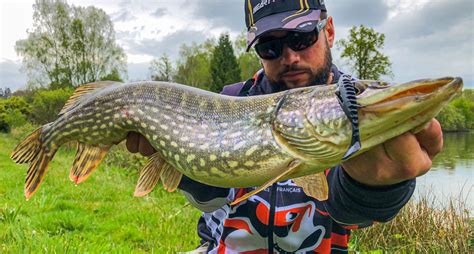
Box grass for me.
[0,130,202,253]
[1,127,473,252]
[350,188,473,253]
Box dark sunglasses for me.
[254,19,327,60]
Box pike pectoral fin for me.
[69,143,110,184]
[230,160,302,206]
[292,172,328,201]
[134,153,182,196]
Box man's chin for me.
[282,77,310,89]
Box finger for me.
[415,119,443,159]
[126,132,139,153]
[138,134,156,156]
[384,132,432,179]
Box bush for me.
[0,96,31,133]
[29,88,73,124]
[437,103,466,131]
[437,89,474,131]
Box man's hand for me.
[341,119,443,186]
[126,132,156,156]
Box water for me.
[415,132,474,213]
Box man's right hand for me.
[126,132,156,156]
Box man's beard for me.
[275,44,333,89]
[310,48,333,86]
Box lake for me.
[415,132,474,213]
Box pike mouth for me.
[359,77,463,113]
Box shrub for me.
[0,96,31,133]
[29,88,73,124]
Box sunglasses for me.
[254,19,328,60]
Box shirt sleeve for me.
[178,175,233,212]
[323,165,416,227]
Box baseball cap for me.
[245,0,327,51]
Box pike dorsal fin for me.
[134,152,182,197]
[230,160,303,206]
[69,143,110,184]
[292,172,328,201]
[59,81,120,116]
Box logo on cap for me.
[297,21,316,29]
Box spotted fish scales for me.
[11,77,463,203]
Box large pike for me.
[11,76,463,203]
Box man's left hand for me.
[341,119,443,186]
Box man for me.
[126,1,443,253]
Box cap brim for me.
[247,9,322,51]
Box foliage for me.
[99,68,123,82]
[209,33,241,93]
[29,88,73,124]
[15,0,126,89]
[174,40,215,90]
[437,89,474,131]
[0,97,31,132]
[336,25,393,79]
[234,31,261,80]
[150,54,175,82]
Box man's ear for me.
[325,16,335,48]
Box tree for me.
[174,40,215,90]
[336,25,392,80]
[99,68,123,82]
[234,31,261,80]
[209,33,241,93]
[15,0,126,89]
[4,88,12,98]
[150,54,175,82]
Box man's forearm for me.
[179,175,232,212]
[324,165,416,226]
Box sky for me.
[0,0,473,91]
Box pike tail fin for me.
[11,126,57,200]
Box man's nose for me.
[280,46,300,65]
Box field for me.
[0,132,202,253]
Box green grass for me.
[0,132,202,253]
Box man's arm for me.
[324,119,442,225]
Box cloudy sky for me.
[1,0,473,91]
